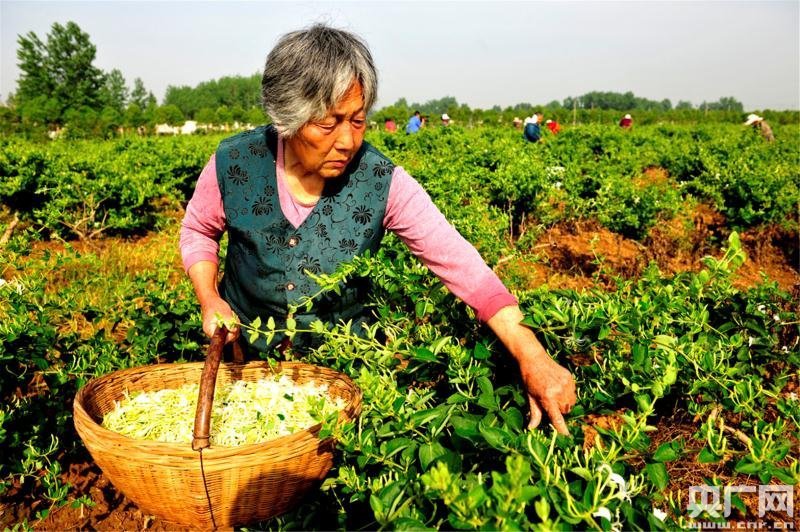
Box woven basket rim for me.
[74,360,361,458]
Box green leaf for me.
[478,418,509,450]
[267,315,275,330]
[418,441,447,470]
[369,493,384,516]
[769,466,794,484]
[734,458,762,476]
[697,446,720,464]
[382,437,413,459]
[730,493,747,515]
[473,342,491,360]
[451,415,480,440]
[393,518,433,531]
[652,441,682,462]
[412,347,437,362]
[653,335,677,350]
[534,497,550,521]
[635,393,652,412]
[499,407,524,432]
[645,462,669,490]
[251,315,261,329]
[570,466,593,481]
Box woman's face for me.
[287,82,367,180]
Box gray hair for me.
[261,24,378,138]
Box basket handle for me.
[192,326,227,451]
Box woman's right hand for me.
[200,296,240,344]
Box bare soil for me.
[498,204,799,297]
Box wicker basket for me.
[73,358,362,528]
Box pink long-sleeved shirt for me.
[180,140,517,322]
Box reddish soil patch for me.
[540,220,646,279]
[735,225,800,294]
[500,205,799,296]
[1,459,174,531]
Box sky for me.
[1,1,798,111]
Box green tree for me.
[155,104,184,126]
[231,104,246,123]
[15,21,105,127]
[215,105,233,125]
[130,78,150,109]
[246,107,265,125]
[196,107,216,125]
[123,103,145,129]
[99,106,123,137]
[702,96,744,112]
[101,69,128,113]
[63,106,99,138]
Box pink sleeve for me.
[179,154,226,272]
[384,166,517,322]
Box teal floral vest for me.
[215,125,394,351]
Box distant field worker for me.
[523,112,542,142]
[441,113,451,126]
[384,118,397,133]
[405,111,422,134]
[744,113,774,142]
[179,24,576,434]
[512,116,522,129]
[619,114,633,128]
[545,119,560,134]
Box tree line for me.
[1,21,795,139]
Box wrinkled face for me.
[287,82,367,180]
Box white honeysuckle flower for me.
[787,392,798,402]
[593,507,612,521]
[608,472,629,499]
[757,304,765,312]
[748,336,756,346]
[774,314,781,322]
[653,507,668,521]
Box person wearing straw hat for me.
[619,113,633,129]
[441,113,451,126]
[180,24,576,435]
[744,113,774,142]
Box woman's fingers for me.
[528,394,571,435]
[541,397,570,435]
[527,395,543,429]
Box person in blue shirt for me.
[405,111,422,134]
[523,112,542,142]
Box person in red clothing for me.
[619,113,633,128]
[545,119,560,134]
[384,118,397,133]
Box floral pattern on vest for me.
[215,125,393,351]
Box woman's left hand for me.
[487,306,577,435]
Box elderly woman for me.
[180,24,576,434]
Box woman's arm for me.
[385,167,576,434]
[180,154,238,342]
